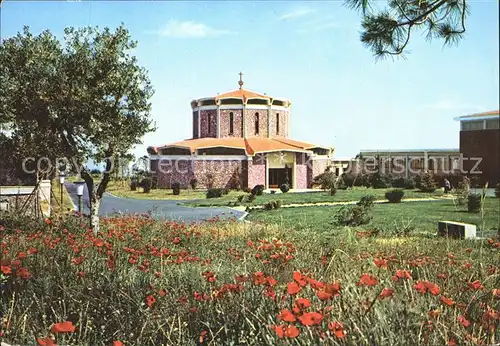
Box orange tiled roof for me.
[154,137,329,156]
[459,110,499,118]
[215,88,270,102]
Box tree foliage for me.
[346,0,469,58]
[0,24,155,231]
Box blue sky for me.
[1,1,498,159]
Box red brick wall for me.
[460,129,499,185]
[268,110,288,137]
[219,109,243,137]
[200,110,216,138]
[245,109,269,138]
[295,153,308,189]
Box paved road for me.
[65,182,245,222]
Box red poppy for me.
[252,272,267,285]
[145,295,156,308]
[316,290,333,301]
[266,276,277,286]
[307,278,326,290]
[113,341,124,346]
[440,296,455,306]
[199,330,207,343]
[458,315,470,328]
[93,239,104,247]
[328,321,346,338]
[277,309,296,322]
[373,258,388,269]
[392,269,412,282]
[37,337,57,346]
[16,267,31,279]
[379,288,394,299]
[271,325,300,339]
[467,280,484,290]
[293,271,307,287]
[158,289,167,297]
[287,282,302,295]
[1,265,11,275]
[358,273,378,287]
[448,338,457,346]
[298,312,323,326]
[50,321,76,333]
[295,297,312,310]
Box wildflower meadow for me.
[0,214,498,345]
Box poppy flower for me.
[145,295,156,308]
[307,278,326,290]
[295,298,312,310]
[293,271,307,287]
[458,315,470,328]
[298,312,323,326]
[266,276,277,286]
[113,341,124,346]
[287,282,302,295]
[158,289,167,297]
[271,325,300,339]
[316,290,333,301]
[440,296,455,306]
[358,273,378,287]
[448,338,457,346]
[277,309,296,322]
[1,265,11,275]
[467,280,484,290]
[379,288,394,299]
[392,269,412,282]
[199,330,208,343]
[328,321,346,338]
[37,337,57,346]
[50,321,76,333]
[373,258,388,269]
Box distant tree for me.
[347,0,468,58]
[0,25,155,234]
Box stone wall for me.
[219,109,243,138]
[156,159,245,189]
[192,111,199,138]
[248,155,266,188]
[268,110,288,137]
[245,109,269,138]
[295,153,308,189]
[199,110,217,138]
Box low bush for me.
[333,194,375,226]
[495,183,500,198]
[467,193,482,213]
[246,193,256,203]
[368,173,392,189]
[151,176,158,190]
[329,186,337,196]
[385,189,404,203]
[206,188,225,199]
[416,172,437,192]
[140,177,152,193]
[341,173,355,187]
[313,170,336,191]
[190,178,198,190]
[391,177,406,188]
[130,179,137,191]
[263,200,282,210]
[236,195,245,203]
[335,178,347,190]
[251,185,265,196]
[280,184,290,193]
[454,176,470,205]
[172,182,181,196]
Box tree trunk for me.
[90,197,101,235]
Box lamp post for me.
[58,172,65,208]
[75,182,85,214]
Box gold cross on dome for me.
[238,72,244,89]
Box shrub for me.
[172,182,181,195]
[368,172,391,189]
[140,177,152,193]
[236,195,245,203]
[130,179,137,191]
[467,193,481,213]
[342,173,355,187]
[280,184,290,193]
[313,170,336,191]
[228,169,242,190]
[336,178,347,190]
[417,172,437,192]
[391,177,406,188]
[385,189,404,203]
[454,176,470,205]
[190,178,198,190]
[263,200,282,210]
[243,187,251,193]
[334,194,375,226]
[495,183,500,198]
[203,173,215,189]
[206,188,225,199]
[251,185,265,196]
[404,178,416,189]
[151,176,158,190]
[270,190,276,194]
[246,193,256,203]
[354,174,370,187]
[329,186,337,196]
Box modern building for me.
[456,110,499,186]
[355,149,461,178]
[148,74,333,189]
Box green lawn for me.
[105,181,243,201]
[184,187,445,207]
[247,198,500,235]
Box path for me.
[65,182,245,222]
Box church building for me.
[147,74,333,190]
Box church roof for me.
[150,137,330,156]
[215,88,271,102]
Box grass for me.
[184,187,445,207]
[247,198,500,235]
[1,214,499,345]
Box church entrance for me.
[268,165,292,188]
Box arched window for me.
[276,113,280,135]
[254,113,260,135]
[229,112,234,135]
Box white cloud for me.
[279,7,316,20]
[158,20,231,38]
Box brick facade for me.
[245,109,269,138]
[460,129,500,185]
[295,153,308,189]
[247,155,266,188]
[193,111,199,139]
[268,110,289,137]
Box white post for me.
[242,104,247,137]
[265,154,269,189]
[268,103,272,138]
